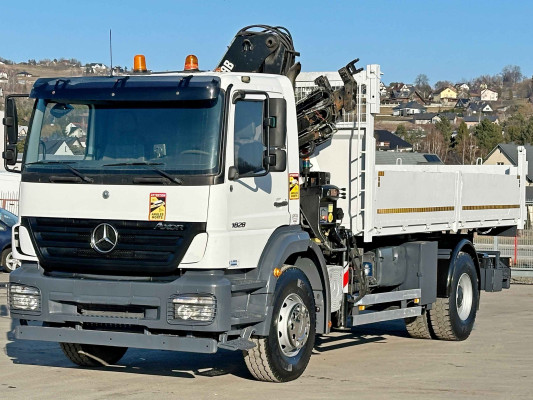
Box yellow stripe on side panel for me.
[462,204,520,211]
[377,206,454,214]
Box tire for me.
[404,309,433,339]
[430,252,479,341]
[60,343,128,367]
[243,267,316,382]
[2,248,20,273]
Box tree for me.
[504,113,527,144]
[474,119,502,156]
[395,124,407,138]
[434,80,453,91]
[421,125,447,161]
[455,121,470,164]
[501,65,523,86]
[434,117,453,162]
[414,74,431,99]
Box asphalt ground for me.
[0,272,532,400]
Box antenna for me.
[109,29,113,76]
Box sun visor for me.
[30,75,221,102]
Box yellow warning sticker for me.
[289,173,299,200]
[149,193,167,221]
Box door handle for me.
[274,200,288,207]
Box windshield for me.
[24,94,224,177]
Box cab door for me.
[226,92,290,268]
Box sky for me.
[1,0,532,86]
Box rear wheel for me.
[60,343,128,367]
[404,309,433,339]
[430,253,479,341]
[243,267,316,382]
[2,248,20,273]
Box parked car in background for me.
[0,208,20,272]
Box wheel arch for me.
[438,238,480,297]
[254,226,331,335]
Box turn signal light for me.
[273,267,282,278]
[184,54,199,71]
[133,54,147,73]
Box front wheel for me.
[60,343,128,367]
[430,253,479,341]
[243,267,316,382]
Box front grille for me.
[79,304,147,319]
[23,217,206,275]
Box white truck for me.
[3,26,523,382]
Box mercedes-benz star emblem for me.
[91,223,119,254]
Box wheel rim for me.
[277,293,310,357]
[456,272,473,320]
[5,252,20,272]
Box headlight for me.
[170,295,216,322]
[9,284,41,312]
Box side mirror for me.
[3,96,19,145]
[3,145,18,166]
[3,94,31,172]
[268,98,286,148]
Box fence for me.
[474,230,533,272]
[0,191,19,215]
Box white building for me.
[481,88,498,102]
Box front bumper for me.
[9,263,240,352]
[15,324,218,353]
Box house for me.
[86,63,108,74]
[387,83,426,103]
[484,143,533,173]
[374,130,413,152]
[16,71,33,77]
[463,115,499,128]
[413,113,440,124]
[466,101,493,115]
[392,101,427,116]
[469,92,481,101]
[112,66,126,74]
[375,152,443,165]
[484,143,533,212]
[42,137,83,156]
[379,81,388,97]
[455,98,470,109]
[432,86,458,104]
[455,83,470,92]
[65,123,86,138]
[17,126,28,138]
[439,113,458,124]
[455,83,470,98]
[481,88,498,102]
[0,71,7,80]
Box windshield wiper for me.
[103,162,183,185]
[26,161,94,183]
